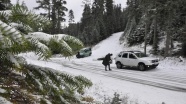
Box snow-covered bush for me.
[103,92,140,104]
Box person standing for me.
[102,53,113,71]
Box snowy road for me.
[52,59,186,93]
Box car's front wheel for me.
[116,62,123,69]
[138,63,146,71]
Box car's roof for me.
[80,47,91,50]
[120,51,142,53]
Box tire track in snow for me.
[79,61,186,83]
[52,60,186,92]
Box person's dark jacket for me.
[102,53,112,66]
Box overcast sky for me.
[10,0,127,24]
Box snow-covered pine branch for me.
[29,32,84,56]
[0,20,23,43]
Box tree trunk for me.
[48,3,51,20]
[153,0,158,55]
[144,8,148,55]
[144,0,150,55]
[165,30,171,57]
[164,10,172,57]
[51,0,56,34]
[57,7,60,33]
[144,22,147,54]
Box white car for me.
[114,51,159,71]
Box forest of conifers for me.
[64,0,186,57]
[1,0,186,56]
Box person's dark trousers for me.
[105,66,107,71]
[108,64,111,71]
[105,64,111,71]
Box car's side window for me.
[129,53,136,59]
[84,49,88,53]
[122,53,128,58]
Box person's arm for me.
[109,56,112,61]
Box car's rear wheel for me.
[138,63,146,71]
[116,62,122,69]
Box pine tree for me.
[80,3,93,45]
[105,0,114,35]
[82,0,92,6]
[140,0,151,54]
[123,0,142,45]
[164,0,177,57]
[113,4,123,32]
[81,4,92,31]
[68,9,75,23]
[152,0,159,55]
[35,0,67,34]
[34,0,52,20]
[92,0,104,20]
[0,0,12,10]
[91,0,106,40]
[56,0,68,33]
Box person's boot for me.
[109,69,112,71]
[108,65,111,71]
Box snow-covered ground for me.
[21,32,186,104]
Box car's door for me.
[128,53,138,66]
[84,49,89,57]
[120,52,128,65]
